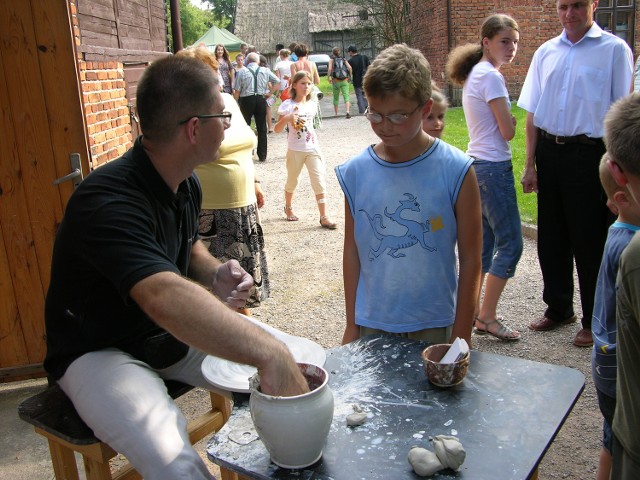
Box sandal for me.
[319,216,337,229]
[284,206,298,222]
[473,317,521,341]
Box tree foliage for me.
[202,0,237,31]
[166,0,228,50]
[331,0,412,47]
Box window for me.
[595,0,635,48]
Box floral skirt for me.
[198,204,270,307]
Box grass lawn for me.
[442,105,537,224]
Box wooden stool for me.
[18,380,241,480]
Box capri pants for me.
[285,148,327,195]
[473,159,523,279]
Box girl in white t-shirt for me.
[446,14,522,341]
[274,71,336,229]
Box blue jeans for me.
[473,159,523,279]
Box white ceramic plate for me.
[201,316,326,393]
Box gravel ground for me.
[186,110,600,479]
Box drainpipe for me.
[169,0,183,52]
[446,0,453,102]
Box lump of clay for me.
[431,435,466,471]
[346,404,367,427]
[407,447,445,477]
[346,412,367,426]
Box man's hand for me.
[521,165,538,194]
[211,260,253,308]
[257,346,310,397]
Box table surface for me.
[206,335,585,479]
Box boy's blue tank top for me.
[335,139,473,332]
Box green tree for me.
[166,0,221,50]
[202,0,237,31]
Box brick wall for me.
[68,0,133,169]
[78,61,132,169]
[412,0,637,104]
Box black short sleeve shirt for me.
[44,138,202,379]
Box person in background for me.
[347,45,370,114]
[634,56,640,92]
[290,43,320,86]
[274,48,293,96]
[233,52,279,162]
[177,46,271,318]
[240,43,249,65]
[590,152,640,480]
[328,47,353,118]
[602,92,640,479]
[518,0,633,347]
[446,14,522,341]
[259,54,276,133]
[43,54,309,480]
[423,83,448,138]
[335,44,482,346]
[214,44,235,95]
[235,53,245,71]
[274,71,337,230]
[288,42,298,62]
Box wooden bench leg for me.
[82,455,113,480]
[48,438,80,480]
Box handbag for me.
[280,86,290,101]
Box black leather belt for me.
[540,130,601,145]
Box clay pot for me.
[249,363,334,469]
[422,344,470,387]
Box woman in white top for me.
[274,49,293,93]
[446,14,522,341]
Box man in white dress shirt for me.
[517,0,633,347]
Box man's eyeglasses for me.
[177,112,232,126]
[364,104,424,125]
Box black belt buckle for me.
[554,135,565,145]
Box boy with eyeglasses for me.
[335,43,482,345]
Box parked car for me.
[309,54,331,77]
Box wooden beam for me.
[78,44,170,62]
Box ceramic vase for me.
[249,363,334,469]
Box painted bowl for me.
[421,344,470,387]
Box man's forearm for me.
[524,112,538,169]
[187,240,221,286]
[130,271,285,370]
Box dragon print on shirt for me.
[360,193,440,260]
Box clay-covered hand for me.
[258,348,310,397]
[211,259,253,308]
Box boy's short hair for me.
[363,43,431,105]
[599,153,624,199]
[604,93,640,176]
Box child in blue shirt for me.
[335,44,482,345]
[592,152,640,480]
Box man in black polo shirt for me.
[44,56,308,479]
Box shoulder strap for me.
[248,65,260,94]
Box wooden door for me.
[0,0,90,382]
